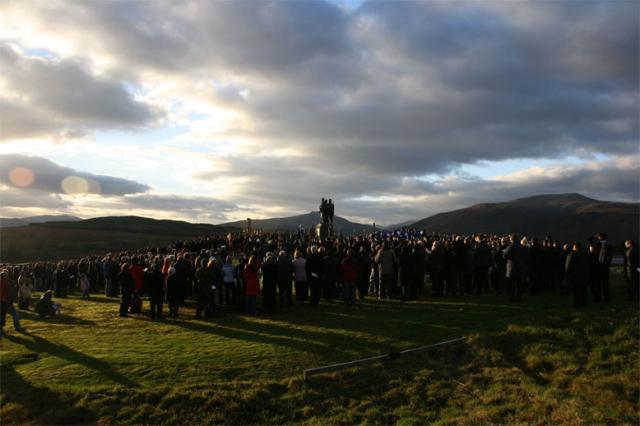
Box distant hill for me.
[0,216,233,263]
[0,215,81,228]
[222,211,374,234]
[410,193,639,244]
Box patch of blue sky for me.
[93,126,188,147]
[329,0,365,12]
[458,156,588,179]
[23,47,58,60]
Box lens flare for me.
[8,167,35,187]
[61,176,90,194]
[61,176,102,194]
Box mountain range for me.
[0,215,81,228]
[409,193,638,244]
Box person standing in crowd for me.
[18,271,34,309]
[145,258,164,320]
[566,242,590,307]
[129,257,145,296]
[79,273,90,300]
[118,263,134,317]
[528,238,543,295]
[276,250,294,307]
[306,246,323,306]
[340,249,359,306]
[504,234,527,303]
[1,270,13,336]
[375,242,397,300]
[292,250,307,302]
[595,232,612,303]
[222,256,237,307]
[357,246,371,301]
[195,258,214,319]
[411,242,426,297]
[369,244,380,296]
[322,247,339,302]
[261,252,278,313]
[399,245,413,300]
[429,240,446,297]
[624,240,639,302]
[53,262,69,298]
[166,267,180,318]
[588,242,601,303]
[474,235,491,295]
[103,255,119,297]
[243,255,260,315]
[558,243,571,295]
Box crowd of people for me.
[1,229,638,336]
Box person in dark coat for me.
[624,240,639,302]
[53,263,69,298]
[587,242,601,303]
[145,258,164,320]
[399,245,413,300]
[261,253,278,313]
[566,242,590,307]
[322,249,339,302]
[528,238,543,295]
[276,251,294,307]
[209,259,224,311]
[34,289,60,318]
[504,234,527,302]
[195,259,214,319]
[165,267,180,318]
[118,263,134,317]
[473,236,491,295]
[357,246,371,301]
[411,243,426,296]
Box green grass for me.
[1,275,638,425]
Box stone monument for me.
[316,197,334,239]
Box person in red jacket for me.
[243,255,261,314]
[129,257,145,294]
[341,249,359,306]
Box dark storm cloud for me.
[6,1,637,172]
[0,44,160,141]
[0,155,150,195]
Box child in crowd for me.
[79,273,91,299]
[35,290,61,318]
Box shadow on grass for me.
[169,318,336,357]
[0,365,96,425]
[16,309,96,326]
[6,334,137,387]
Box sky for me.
[0,0,638,226]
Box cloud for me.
[0,154,150,195]
[0,44,161,141]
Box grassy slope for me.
[0,217,235,263]
[1,276,638,425]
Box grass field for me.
[1,275,638,425]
